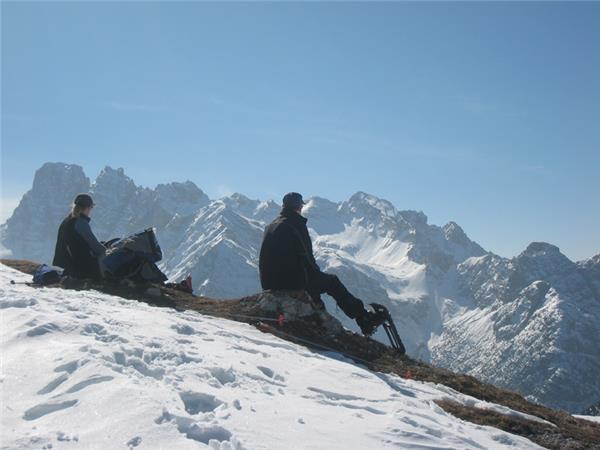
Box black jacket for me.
[53,214,105,279]
[259,208,320,290]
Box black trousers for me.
[307,272,365,319]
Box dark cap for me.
[282,192,305,209]
[73,193,94,208]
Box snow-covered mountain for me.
[0,263,549,450]
[2,162,599,414]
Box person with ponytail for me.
[53,193,106,279]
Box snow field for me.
[1,264,543,449]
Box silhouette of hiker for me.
[53,193,106,279]
[259,192,382,335]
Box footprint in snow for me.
[37,373,70,395]
[26,322,61,337]
[57,432,78,442]
[54,359,83,374]
[0,298,37,309]
[80,322,128,344]
[23,400,78,421]
[306,386,364,401]
[179,391,224,415]
[155,410,235,445]
[171,323,203,336]
[112,351,165,380]
[257,366,285,382]
[126,436,142,448]
[64,375,114,393]
[208,367,236,386]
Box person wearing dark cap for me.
[259,192,383,335]
[53,193,106,279]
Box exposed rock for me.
[254,290,344,335]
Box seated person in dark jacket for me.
[53,193,106,279]
[259,192,382,335]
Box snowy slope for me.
[0,263,545,450]
[1,162,599,414]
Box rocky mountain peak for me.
[397,210,428,228]
[345,191,398,218]
[304,196,338,210]
[31,162,89,194]
[225,192,255,207]
[153,182,209,220]
[521,242,562,258]
[92,166,136,193]
[443,221,469,245]
[0,163,90,261]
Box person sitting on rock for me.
[259,192,383,335]
[53,193,106,279]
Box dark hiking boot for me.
[356,308,388,336]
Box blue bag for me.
[33,264,63,285]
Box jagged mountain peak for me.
[32,162,88,191]
[154,181,210,218]
[302,197,345,235]
[92,165,136,191]
[99,165,126,176]
[443,221,469,244]
[520,242,562,258]
[228,192,252,201]
[0,162,91,261]
[218,193,280,223]
[398,209,429,228]
[221,192,259,210]
[345,191,398,218]
[154,180,207,201]
[304,195,338,209]
[156,179,202,191]
[512,242,576,284]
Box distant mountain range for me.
[2,162,599,414]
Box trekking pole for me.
[369,303,406,356]
[382,320,406,355]
[10,280,32,285]
[215,312,286,327]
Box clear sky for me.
[2,2,599,261]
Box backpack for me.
[102,228,168,283]
[33,264,63,285]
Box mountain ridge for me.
[1,161,599,414]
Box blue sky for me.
[2,2,599,261]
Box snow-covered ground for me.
[0,264,546,450]
[574,415,600,424]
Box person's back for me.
[259,192,384,336]
[53,194,106,279]
[259,210,317,291]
